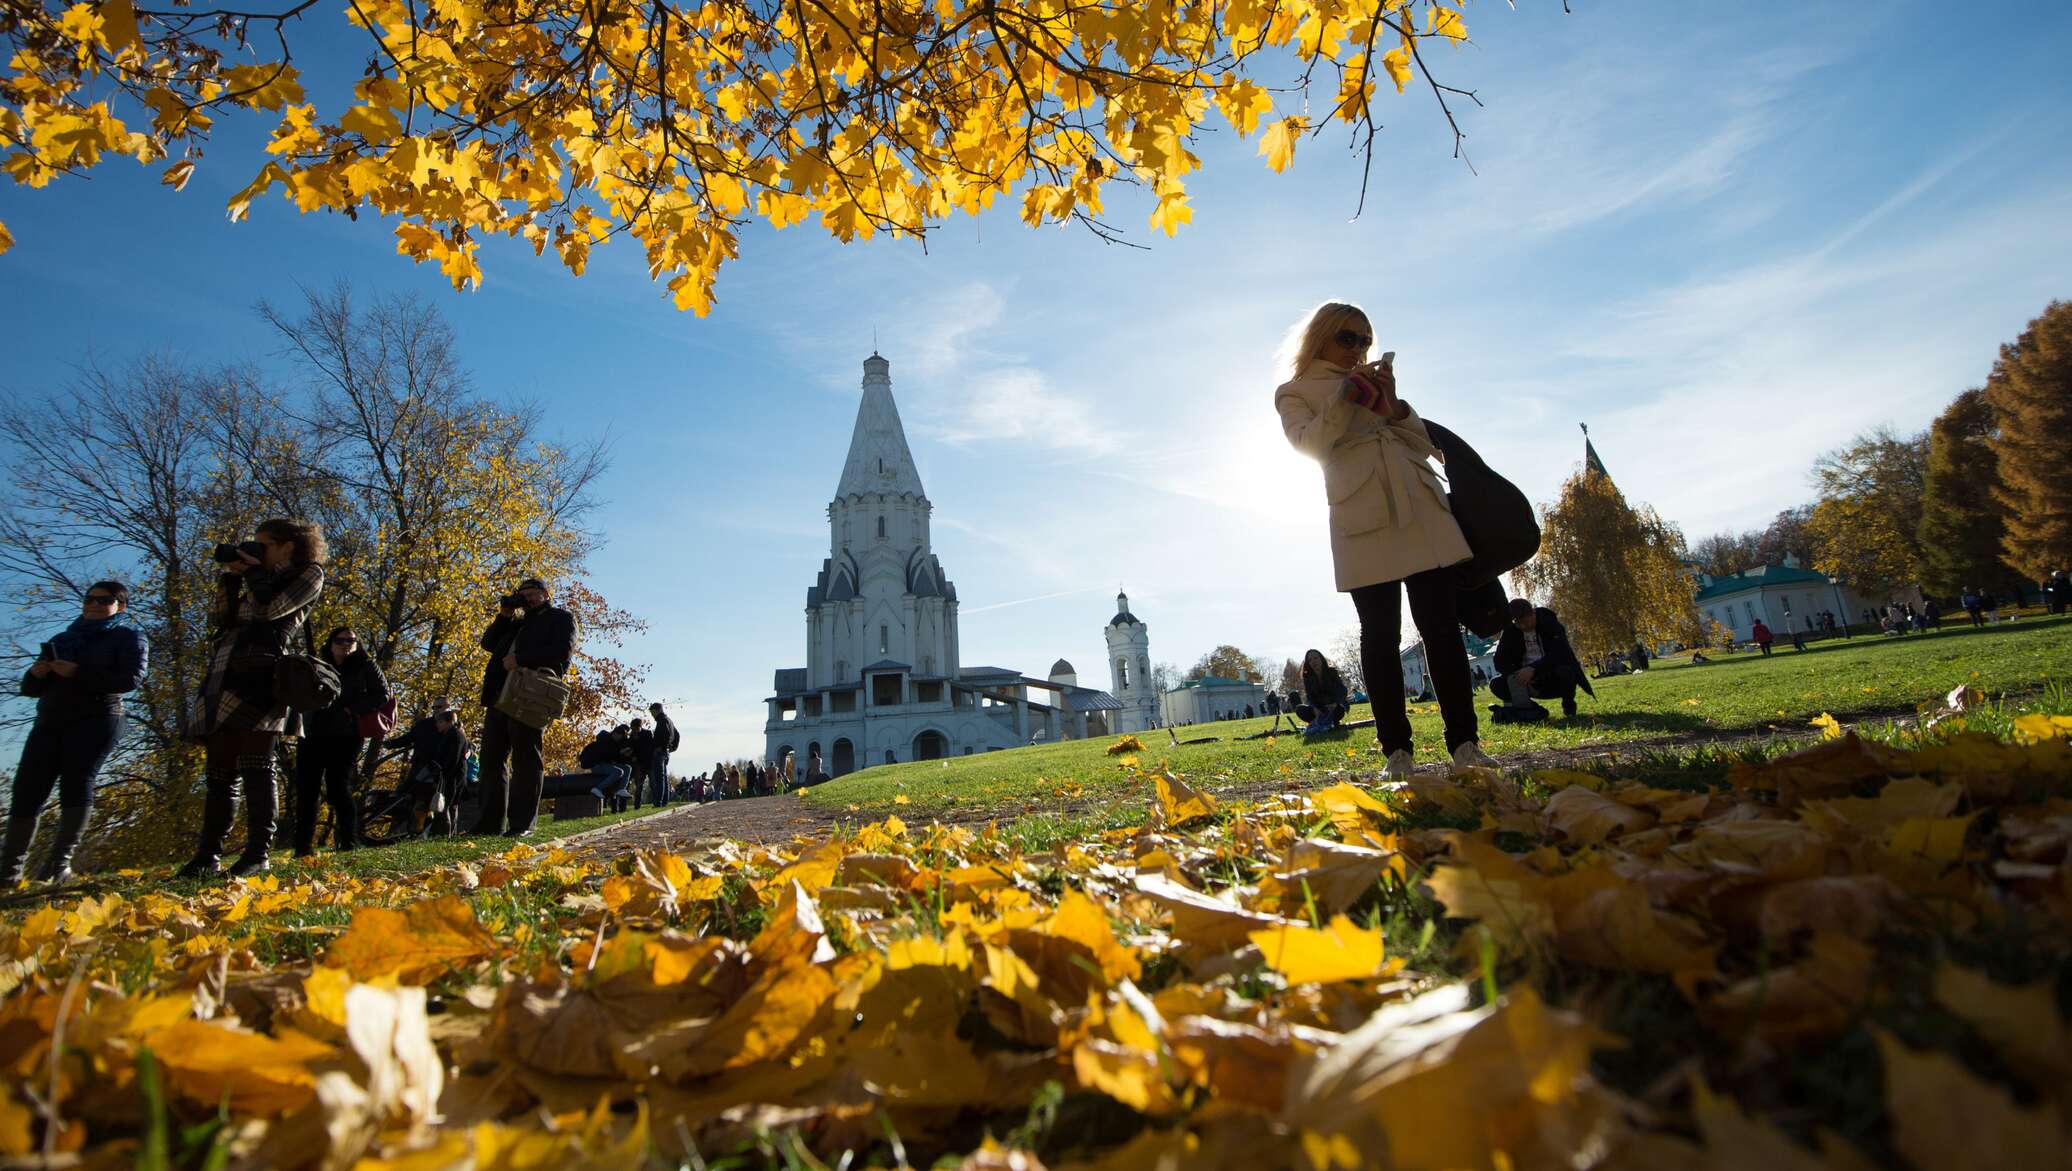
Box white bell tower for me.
[1104,590,1156,732]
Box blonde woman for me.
[1274,302,1497,778]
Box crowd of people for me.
[4,303,2067,884]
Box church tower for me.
[1104,590,1156,732]
[806,353,959,688]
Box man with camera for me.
[471,576,576,838]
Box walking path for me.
[563,720,1837,854]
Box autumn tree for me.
[1186,645,1265,683]
[1689,506,1818,577]
[1,0,1516,306]
[1327,629,1366,695]
[1805,427,1929,595]
[1512,471,1698,660]
[0,304,643,866]
[1918,389,2020,598]
[1278,658,1301,696]
[1984,300,2072,581]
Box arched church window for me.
[1117,659,1129,688]
[877,516,886,539]
[836,659,847,681]
[880,625,889,654]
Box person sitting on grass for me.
[1293,649,1350,736]
[577,727,633,809]
[1491,600,1593,719]
[384,701,468,837]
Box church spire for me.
[1581,422,1612,483]
[836,353,926,499]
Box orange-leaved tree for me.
[1,0,1521,307]
[1513,468,1700,659]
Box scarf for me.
[51,612,128,662]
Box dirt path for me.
[563,720,1842,856]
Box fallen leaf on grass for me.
[1248,915,1390,985]
[324,896,497,984]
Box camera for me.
[500,592,526,610]
[213,540,266,565]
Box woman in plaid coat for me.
[178,518,325,878]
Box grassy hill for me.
[800,614,2072,816]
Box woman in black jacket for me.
[3,581,149,883]
[1294,649,1351,734]
[291,627,389,855]
[178,518,326,879]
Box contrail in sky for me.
[961,586,1108,615]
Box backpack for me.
[668,722,681,752]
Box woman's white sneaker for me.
[1450,741,1499,771]
[1384,749,1415,780]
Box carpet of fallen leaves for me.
[3,715,2071,1170]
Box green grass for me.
[133,804,659,892]
[802,614,2072,816]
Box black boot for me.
[1,815,38,885]
[36,806,90,883]
[230,764,277,877]
[179,769,239,879]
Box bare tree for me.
[1328,629,1367,695]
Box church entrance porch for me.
[832,738,855,776]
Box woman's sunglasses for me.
[83,594,119,605]
[1334,329,1373,348]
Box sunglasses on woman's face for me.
[332,637,357,645]
[84,594,118,605]
[1334,329,1373,348]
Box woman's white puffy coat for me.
[1276,361,1472,591]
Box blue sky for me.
[4,3,2069,763]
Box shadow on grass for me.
[1558,710,1717,737]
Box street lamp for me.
[1829,575,1851,639]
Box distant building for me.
[1694,555,1880,642]
[1161,675,1266,725]
[1400,632,1498,697]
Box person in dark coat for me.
[3,581,149,884]
[577,729,633,808]
[627,718,655,808]
[470,576,576,839]
[1491,600,1594,718]
[1293,649,1350,734]
[290,627,389,856]
[647,702,678,807]
[180,519,326,879]
[386,702,468,835]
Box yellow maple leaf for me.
[1149,190,1192,236]
[1215,79,1275,136]
[323,895,498,984]
[1258,115,1306,173]
[1381,45,1414,92]
[1249,914,1387,984]
[1811,712,1843,740]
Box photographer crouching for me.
[179,519,326,878]
[470,577,575,838]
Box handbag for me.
[357,695,399,738]
[495,666,570,730]
[275,654,341,712]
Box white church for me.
[764,355,1155,777]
